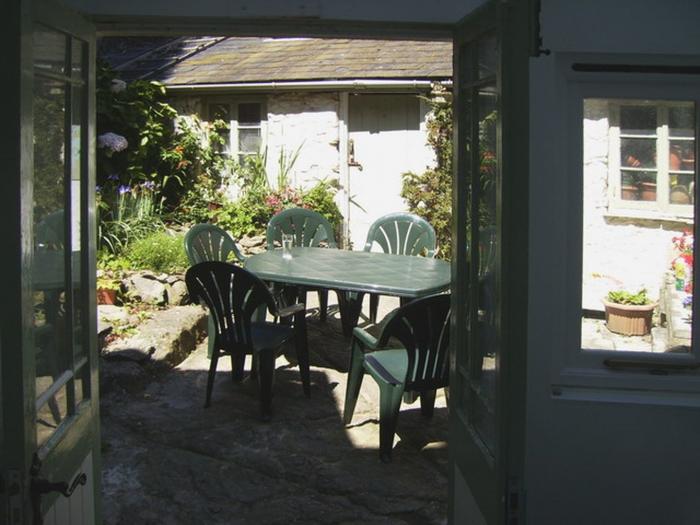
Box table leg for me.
[336,290,365,337]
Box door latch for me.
[30,455,87,525]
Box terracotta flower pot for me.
[602,299,655,336]
[621,185,640,200]
[639,182,657,201]
[97,288,117,305]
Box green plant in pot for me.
[96,275,122,305]
[602,288,656,336]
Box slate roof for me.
[99,36,452,86]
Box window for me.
[582,98,697,354]
[208,100,265,163]
[608,100,696,218]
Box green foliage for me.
[211,180,343,240]
[606,288,652,306]
[401,84,453,259]
[125,231,189,273]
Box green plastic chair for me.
[184,223,246,359]
[185,262,310,420]
[363,212,437,323]
[343,292,451,462]
[266,208,337,321]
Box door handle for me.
[30,455,87,525]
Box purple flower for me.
[96,185,102,194]
[683,295,693,307]
[141,181,155,190]
[107,174,120,181]
[118,185,131,195]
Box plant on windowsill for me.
[602,288,656,336]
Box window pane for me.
[620,105,656,135]
[477,32,497,80]
[582,99,695,354]
[670,105,695,138]
[238,103,261,125]
[209,103,230,122]
[621,138,656,169]
[34,25,66,76]
[238,128,261,153]
[621,170,657,201]
[36,383,68,447]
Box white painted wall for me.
[527,1,700,523]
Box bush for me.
[125,231,189,273]
[401,84,453,259]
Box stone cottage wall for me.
[582,100,686,310]
[266,92,340,189]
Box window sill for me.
[604,209,694,226]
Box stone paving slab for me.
[101,294,449,525]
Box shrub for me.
[401,84,453,259]
[125,231,189,273]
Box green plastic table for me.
[245,247,451,335]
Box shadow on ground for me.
[100,295,448,525]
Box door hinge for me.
[506,477,524,524]
[3,469,24,524]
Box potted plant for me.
[96,275,121,305]
[602,288,656,336]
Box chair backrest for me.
[376,293,451,391]
[185,261,277,351]
[364,212,436,257]
[266,207,337,250]
[184,223,245,265]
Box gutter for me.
[164,78,452,93]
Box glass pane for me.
[36,384,68,447]
[620,170,657,201]
[621,138,656,169]
[670,105,695,138]
[71,38,84,80]
[582,99,695,353]
[238,128,261,153]
[71,84,85,361]
[670,139,695,172]
[238,103,261,125]
[34,25,66,76]
[620,105,656,135]
[471,85,499,455]
[33,70,70,438]
[209,103,230,122]
[477,32,497,80]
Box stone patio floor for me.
[100,294,449,525]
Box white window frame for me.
[206,97,267,162]
[607,100,695,220]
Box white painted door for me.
[347,94,433,250]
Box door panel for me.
[450,1,530,523]
[347,94,432,249]
[2,1,99,523]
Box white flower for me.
[110,79,127,93]
[417,201,427,209]
[97,132,128,152]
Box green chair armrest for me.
[352,326,379,349]
[277,303,305,318]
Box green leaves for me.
[606,288,652,305]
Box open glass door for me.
[2,1,98,523]
[449,1,530,523]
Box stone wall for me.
[266,92,341,188]
[582,99,686,310]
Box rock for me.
[99,359,150,395]
[166,280,189,306]
[239,235,265,248]
[127,274,168,305]
[104,305,207,367]
[98,305,138,333]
